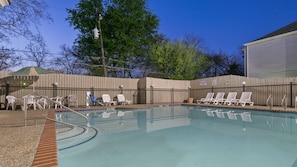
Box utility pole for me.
[93,11,107,77]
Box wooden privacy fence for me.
[0,86,188,107]
[0,85,138,108]
[148,88,189,104]
[191,82,297,107]
[3,83,296,107]
[1,73,297,108]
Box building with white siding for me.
[243,21,297,78]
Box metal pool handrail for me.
[266,94,272,106]
[281,94,286,107]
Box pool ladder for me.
[266,94,287,109]
[266,94,273,109]
[281,94,287,109]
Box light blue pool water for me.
[57,106,297,167]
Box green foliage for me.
[66,0,159,77]
[149,40,210,80]
[66,0,102,75]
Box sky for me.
[9,0,297,70]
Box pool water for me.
[57,106,297,167]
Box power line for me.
[0,48,64,56]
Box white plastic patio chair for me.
[22,95,37,110]
[51,96,64,109]
[6,95,17,110]
[37,97,50,109]
[67,94,78,107]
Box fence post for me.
[150,85,154,104]
[5,81,10,96]
[188,86,191,98]
[242,81,246,92]
[5,81,10,108]
[171,88,174,103]
[91,87,94,96]
[119,85,123,94]
[52,82,58,97]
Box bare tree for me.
[0,0,52,42]
[0,47,21,70]
[23,34,49,67]
[204,51,244,77]
[0,0,51,69]
[53,45,86,74]
[183,34,206,51]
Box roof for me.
[255,21,297,41]
[13,66,54,76]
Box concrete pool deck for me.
[0,103,297,167]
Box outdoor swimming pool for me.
[57,106,297,167]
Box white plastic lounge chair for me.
[223,92,237,105]
[102,94,116,106]
[212,92,225,105]
[240,112,252,122]
[197,92,214,104]
[6,95,17,110]
[86,91,104,106]
[117,94,131,105]
[235,92,254,106]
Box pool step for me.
[56,126,85,140]
[57,126,98,151]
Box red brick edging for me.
[32,110,58,167]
